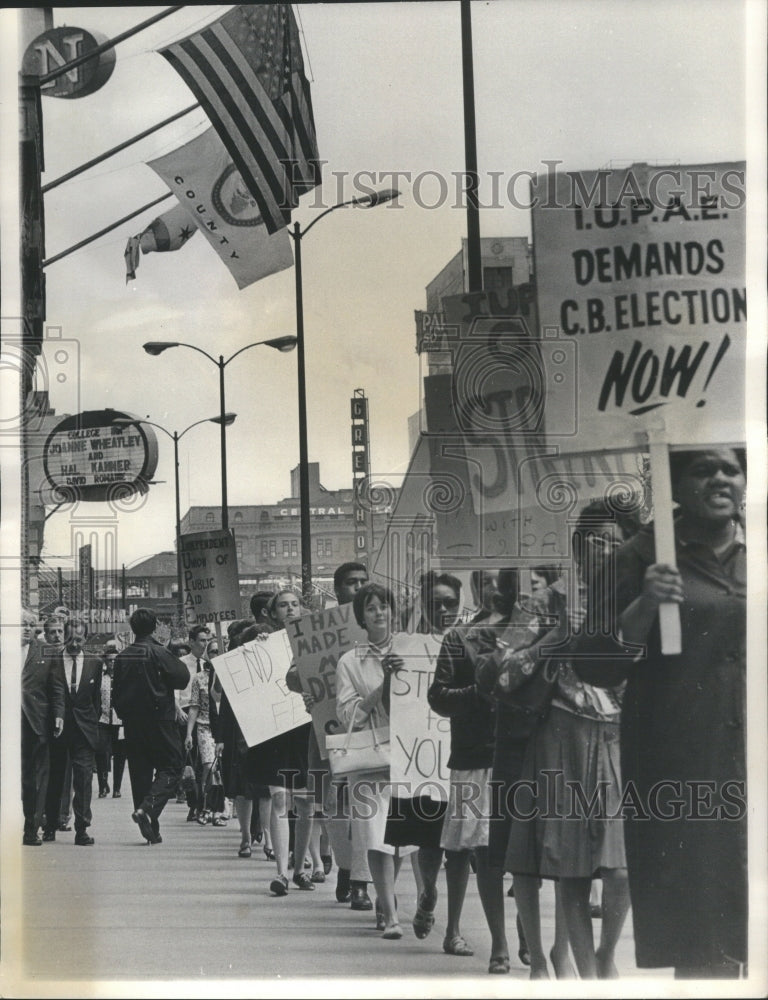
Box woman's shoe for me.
[310,869,326,883]
[443,935,474,957]
[321,853,333,875]
[488,956,511,974]
[382,923,403,940]
[270,874,289,896]
[212,815,227,827]
[263,845,275,861]
[375,898,386,931]
[412,890,437,939]
[238,843,252,858]
[292,871,315,891]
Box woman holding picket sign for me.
[334,582,416,939]
[250,590,317,897]
[504,499,640,980]
[574,447,747,978]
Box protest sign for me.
[531,161,746,452]
[287,604,367,758]
[389,632,451,800]
[180,529,241,626]
[211,630,306,748]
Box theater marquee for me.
[43,409,158,502]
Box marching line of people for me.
[19,449,748,980]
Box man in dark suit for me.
[45,619,102,846]
[21,610,54,845]
[113,608,190,845]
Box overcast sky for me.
[28,1,751,568]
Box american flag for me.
[161,5,320,234]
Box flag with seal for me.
[146,126,294,289]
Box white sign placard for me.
[389,632,451,801]
[212,630,306,748]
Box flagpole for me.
[37,6,186,87]
[461,0,482,293]
[42,192,173,268]
[42,103,200,194]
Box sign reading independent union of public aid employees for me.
[180,529,240,626]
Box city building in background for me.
[180,462,396,606]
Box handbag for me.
[326,704,390,779]
[205,759,223,790]
[181,751,196,794]
[203,757,225,813]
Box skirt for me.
[506,706,626,878]
[249,722,310,790]
[488,737,528,869]
[440,767,492,852]
[222,744,262,800]
[348,772,417,857]
[196,723,216,765]
[385,796,447,850]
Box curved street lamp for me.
[290,187,400,602]
[115,412,236,623]
[142,337,296,531]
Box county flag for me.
[160,4,320,234]
[146,126,295,289]
[124,204,196,282]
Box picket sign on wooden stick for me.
[646,427,682,655]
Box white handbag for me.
[326,704,390,778]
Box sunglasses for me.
[429,597,460,610]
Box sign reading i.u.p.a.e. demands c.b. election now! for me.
[531,161,746,451]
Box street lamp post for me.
[289,188,399,603]
[143,336,296,532]
[115,413,236,623]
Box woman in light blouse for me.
[335,582,410,939]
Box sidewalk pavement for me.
[13,776,659,993]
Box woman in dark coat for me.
[575,447,747,978]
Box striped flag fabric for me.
[160,4,320,234]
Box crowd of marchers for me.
[20,448,747,980]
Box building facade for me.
[179,462,395,601]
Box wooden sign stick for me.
[647,429,682,655]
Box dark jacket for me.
[572,520,747,969]
[428,627,495,770]
[22,639,55,736]
[48,651,102,750]
[113,636,190,723]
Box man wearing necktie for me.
[45,620,102,846]
[178,626,212,821]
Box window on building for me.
[283,540,290,556]
[316,538,324,556]
[236,541,243,558]
[234,511,243,522]
[290,539,298,557]
[205,511,215,523]
[325,539,333,556]
[269,540,277,558]
[261,540,269,558]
